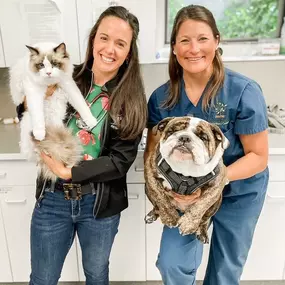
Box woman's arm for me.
[226,130,268,182]
[71,133,142,184]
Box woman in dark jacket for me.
[18,6,147,285]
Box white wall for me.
[141,60,285,108]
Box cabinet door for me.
[1,185,79,282]
[145,199,163,281]
[0,27,5,67]
[0,187,13,282]
[0,0,80,67]
[76,0,157,64]
[78,184,146,281]
[241,182,285,280]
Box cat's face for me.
[26,43,70,80]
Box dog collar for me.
[156,152,220,196]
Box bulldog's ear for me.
[152,117,174,135]
[210,123,229,149]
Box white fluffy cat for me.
[9,42,95,161]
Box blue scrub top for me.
[147,68,269,207]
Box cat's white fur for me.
[9,42,95,160]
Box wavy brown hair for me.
[166,5,224,110]
[76,6,147,140]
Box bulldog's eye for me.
[200,134,209,141]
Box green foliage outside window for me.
[167,0,279,42]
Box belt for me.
[45,179,96,200]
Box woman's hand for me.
[172,189,201,206]
[41,152,72,180]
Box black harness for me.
[156,152,220,195]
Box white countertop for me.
[0,123,284,160]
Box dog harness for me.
[156,152,220,195]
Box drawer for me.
[127,156,145,183]
[0,161,37,186]
[268,155,285,182]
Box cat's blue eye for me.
[52,62,60,68]
[37,63,44,69]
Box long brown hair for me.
[166,5,224,110]
[76,6,147,140]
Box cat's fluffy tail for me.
[32,126,83,182]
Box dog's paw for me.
[32,128,46,141]
[160,214,179,228]
[177,215,200,236]
[145,210,158,224]
[196,227,209,244]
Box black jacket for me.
[23,61,141,218]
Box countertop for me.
[0,123,284,160]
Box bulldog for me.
[144,116,229,243]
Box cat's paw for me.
[32,129,46,141]
[84,117,98,130]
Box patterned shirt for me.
[68,84,109,160]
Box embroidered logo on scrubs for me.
[213,101,229,125]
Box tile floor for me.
[4,281,285,285]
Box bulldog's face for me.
[156,116,229,177]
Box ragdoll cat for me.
[9,42,92,180]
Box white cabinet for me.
[241,182,285,280]
[0,29,5,67]
[77,183,146,282]
[76,0,157,64]
[145,199,163,281]
[241,154,285,280]
[0,160,79,283]
[110,183,146,281]
[0,0,80,67]
[0,187,13,282]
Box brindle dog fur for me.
[144,117,228,243]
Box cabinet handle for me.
[0,172,7,179]
[267,193,285,199]
[134,167,144,172]
[5,198,27,204]
[128,194,139,200]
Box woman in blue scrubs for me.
[145,5,269,285]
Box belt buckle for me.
[63,183,82,200]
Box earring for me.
[125,56,129,65]
[173,50,176,55]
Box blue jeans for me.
[156,193,266,285]
[29,190,120,285]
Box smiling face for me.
[173,19,218,76]
[92,16,133,79]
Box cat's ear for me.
[54,42,67,56]
[26,45,39,56]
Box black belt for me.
[45,179,96,200]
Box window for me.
[166,0,285,44]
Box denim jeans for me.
[156,193,266,285]
[29,190,120,285]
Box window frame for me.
[164,0,285,45]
